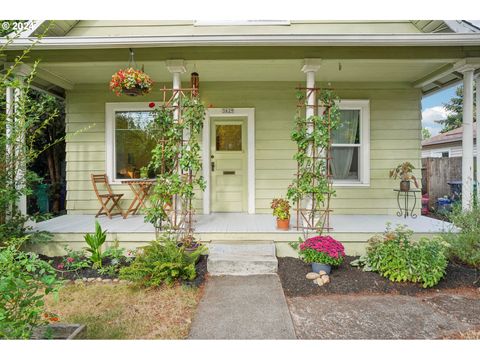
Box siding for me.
[65,20,422,37]
[65,82,422,216]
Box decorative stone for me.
[321,275,330,284]
[315,277,325,286]
[82,277,88,282]
[306,272,320,280]
[96,277,102,282]
[102,278,112,283]
[112,278,120,283]
[87,278,95,282]
[318,270,327,276]
[119,279,129,284]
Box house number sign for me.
[222,108,234,114]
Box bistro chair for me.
[91,174,124,219]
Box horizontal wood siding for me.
[65,82,422,216]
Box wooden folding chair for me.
[91,174,124,219]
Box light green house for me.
[4,20,480,256]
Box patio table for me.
[121,179,156,218]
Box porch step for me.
[207,241,278,276]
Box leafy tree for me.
[439,85,477,133]
[422,128,431,140]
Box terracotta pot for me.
[276,218,290,230]
[400,180,410,192]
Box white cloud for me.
[422,106,452,136]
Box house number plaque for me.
[222,108,234,114]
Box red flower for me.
[57,263,64,270]
[148,102,155,108]
[67,257,74,263]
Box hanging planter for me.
[109,49,153,96]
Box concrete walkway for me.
[189,275,296,339]
[287,293,480,339]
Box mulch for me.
[278,256,479,297]
[39,254,208,287]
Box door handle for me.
[211,161,215,172]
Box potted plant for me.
[297,235,345,274]
[389,161,419,192]
[271,198,291,230]
[178,233,205,264]
[109,67,153,97]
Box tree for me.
[439,85,477,133]
[422,128,431,140]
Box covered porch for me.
[30,213,454,257]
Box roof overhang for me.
[2,33,480,50]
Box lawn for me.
[44,283,201,339]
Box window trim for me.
[105,102,157,184]
[331,99,370,187]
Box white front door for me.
[210,118,247,212]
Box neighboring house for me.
[3,20,480,255]
[422,124,477,158]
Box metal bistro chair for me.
[91,174,124,219]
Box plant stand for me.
[394,189,420,218]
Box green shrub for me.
[0,238,63,339]
[119,237,204,287]
[442,206,480,269]
[366,225,448,288]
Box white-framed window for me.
[105,103,157,184]
[331,100,370,186]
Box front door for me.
[210,118,247,212]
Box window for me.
[216,124,242,151]
[106,103,157,183]
[330,100,370,186]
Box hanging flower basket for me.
[109,67,153,97]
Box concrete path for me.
[287,293,480,339]
[189,275,296,339]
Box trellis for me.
[145,86,205,241]
[289,87,339,238]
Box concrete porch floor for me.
[31,213,453,234]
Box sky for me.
[421,84,459,137]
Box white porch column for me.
[166,60,187,123]
[300,59,322,228]
[460,67,475,210]
[476,74,480,202]
[5,85,27,215]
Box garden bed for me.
[278,256,478,297]
[40,254,208,287]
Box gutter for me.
[2,33,480,50]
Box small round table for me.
[393,189,421,219]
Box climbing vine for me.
[287,88,341,234]
[142,94,206,238]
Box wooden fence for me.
[422,157,462,208]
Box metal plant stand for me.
[394,189,421,219]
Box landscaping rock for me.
[319,270,327,276]
[87,278,95,282]
[112,278,120,283]
[102,279,112,283]
[306,272,320,280]
[315,277,324,286]
[119,279,129,284]
[82,277,87,282]
[96,277,102,282]
[322,275,330,284]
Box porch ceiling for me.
[38,58,452,85]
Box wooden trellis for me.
[293,87,335,237]
[151,86,203,239]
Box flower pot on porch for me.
[276,218,290,230]
[400,180,411,192]
[122,86,145,96]
[312,262,331,274]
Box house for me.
[3,20,480,256]
[422,124,477,158]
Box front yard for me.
[44,283,201,339]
